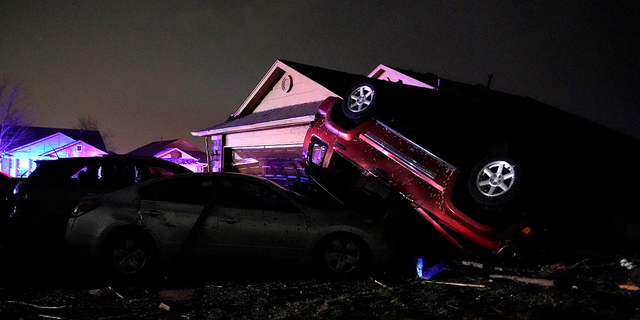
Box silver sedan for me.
[64,173,397,278]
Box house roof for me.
[193,101,322,136]
[277,60,369,98]
[5,126,107,152]
[233,60,368,118]
[40,139,107,157]
[127,139,207,161]
[194,60,561,138]
[376,64,508,97]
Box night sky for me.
[1,1,638,153]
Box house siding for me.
[368,65,436,89]
[254,71,335,113]
[225,125,309,148]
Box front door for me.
[137,176,218,258]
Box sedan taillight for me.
[72,198,100,217]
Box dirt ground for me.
[1,245,639,320]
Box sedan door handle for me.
[220,217,240,224]
[141,209,162,217]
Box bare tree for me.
[0,80,30,158]
[76,114,118,153]
[77,115,99,131]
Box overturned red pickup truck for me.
[302,78,640,260]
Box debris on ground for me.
[489,274,555,287]
[1,248,638,319]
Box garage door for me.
[230,145,306,181]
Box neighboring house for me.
[190,60,440,179]
[126,139,207,173]
[0,126,107,177]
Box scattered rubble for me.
[1,252,638,319]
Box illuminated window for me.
[17,158,29,177]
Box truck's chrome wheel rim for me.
[346,85,374,113]
[476,160,516,197]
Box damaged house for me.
[191,59,437,180]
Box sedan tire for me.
[317,234,369,276]
[102,230,156,279]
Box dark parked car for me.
[303,78,640,260]
[63,173,397,278]
[0,174,23,244]
[0,173,23,219]
[9,155,191,245]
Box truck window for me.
[325,152,363,194]
[307,136,328,169]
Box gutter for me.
[191,115,316,137]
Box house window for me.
[76,145,83,152]
[17,158,29,177]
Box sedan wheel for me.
[322,236,364,275]
[104,232,154,277]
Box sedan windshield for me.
[270,178,343,209]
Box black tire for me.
[342,81,380,123]
[316,234,369,276]
[102,230,156,279]
[467,155,522,211]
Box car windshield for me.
[270,177,397,220]
[270,178,343,209]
